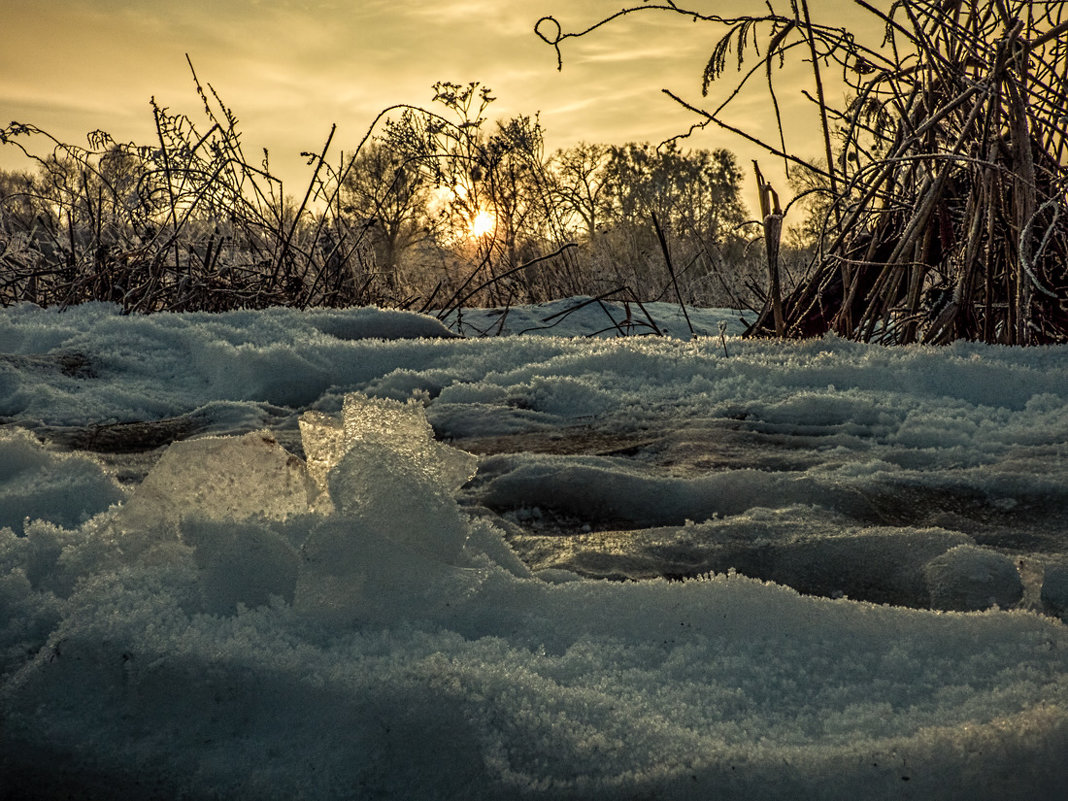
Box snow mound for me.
[924,545,1023,611]
[0,428,124,533]
[303,306,459,340]
[1041,561,1068,621]
[183,518,301,615]
[505,507,977,608]
[480,455,875,526]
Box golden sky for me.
[1,1,886,206]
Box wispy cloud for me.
[0,0,849,197]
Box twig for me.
[650,211,694,337]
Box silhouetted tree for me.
[341,141,431,293]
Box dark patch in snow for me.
[36,412,208,453]
[0,351,96,379]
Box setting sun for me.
[469,209,495,238]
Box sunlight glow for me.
[469,209,495,238]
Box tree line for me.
[0,78,784,320]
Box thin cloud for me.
[0,0,851,198]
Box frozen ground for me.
[0,297,1066,799]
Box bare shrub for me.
[540,0,1068,344]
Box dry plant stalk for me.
[540,0,1068,345]
[756,0,1068,345]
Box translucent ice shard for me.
[292,393,479,621]
[298,393,477,505]
[297,410,346,507]
[118,431,315,535]
[326,437,469,562]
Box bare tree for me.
[341,141,432,295]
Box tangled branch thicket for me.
[541,0,1068,345]
[0,65,761,323]
[0,61,382,314]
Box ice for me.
[116,430,315,536]
[296,409,346,505]
[923,545,1024,611]
[294,396,477,621]
[100,394,477,621]
[325,438,469,561]
[337,392,478,491]
[299,392,477,505]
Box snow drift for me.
[0,300,1066,799]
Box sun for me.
[469,209,495,239]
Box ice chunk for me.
[326,438,468,562]
[298,394,477,505]
[297,410,347,500]
[1040,561,1068,621]
[924,545,1023,611]
[340,392,478,493]
[292,393,478,621]
[118,431,314,535]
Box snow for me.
[1,297,1067,799]
[1042,562,1068,621]
[923,544,1024,611]
[0,428,125,533]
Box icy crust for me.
[1,393,1067,798]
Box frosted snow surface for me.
[1,298,1067,799]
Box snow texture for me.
[923,544,1024,611]
[0,428,125,533]
[1042,561,1068,621]
[0,298,1066,800]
